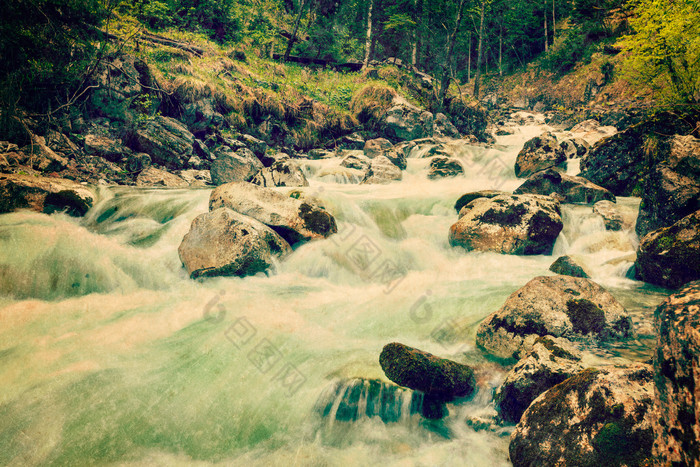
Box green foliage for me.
[621,0,700,103]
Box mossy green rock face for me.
[635,209,700,289]
[510,364,654,467]
[652,281,700,465]
[379,342,476,400]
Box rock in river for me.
[0,173,94,216]
[513,169,615,204]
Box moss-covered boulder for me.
[379,342,476,401]
[476,275,632,360]
[514,132,564,178]
[449,194,563,255]
[635,210,700,289]
[513,169,615,204]
[454,190,508,213]
[510,364,655,467]
[427,156,464,179]
[250,159,309,187]
[652,281,700,465]
[549,255,591,278]
[495,336,584,423]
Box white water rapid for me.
[0,119,669,466]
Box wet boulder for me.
[549,255,591,278]
[510,364,655,467]
[449,194,563,255]
[0,173,94,216]
[476,275,632,360]
[652,281,700,465]
[209,182,337,246]
[364,138,393,158]
[383,103,434,141]
[340,152,371,171]
[454,190,508,213]
[136,167,189,187]
[250,159,309,187]
[383,146,408,170]
[178,207,292,279]
[210,148,264,185]
[131,116,194,169]
[513,169,615,204]
[379,342,476,401]
[514,132,565,178]
[433,112,460,138]
[635,210,700,289]
[635,134,700,237]
[495,336,584,423]
[593,200,625,231]
[306,148,334,160]
[428,157,464,179]
[360,156,402,184]
[556,137,590,159]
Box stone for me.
[250,159,309,187]
[454,190,508,213]
[209,182,337,245]
[549,255,591,278]
[360,156,403,184]
[0,173,94,216]
[635,210,700,289]
[21,136,69,172]
[652,281,700,465]
[513,169,615,204]
[510,364,654,467]
[514,132,565,178]
[179,169,211,187]
[131,116,194,169]
[495,336,584,423]
[135,167,189,188]
[379,342,476,400]
[427,157,464,179]
[593,200,625,231]
[635,135,700,237]
[210,148,264,185]
[306,148,335,160]
[557,137,590,159]
[383,147,407,170]
[433,112,460,138]
[449,194,563,255]
[383,104,434,141]
[84,134,130,162]
[178,207,291,279]
[363,138,393,159]
[183,98,223,134]
[340,132,365,150]
[476,275,632,360]
[340,152,371,171]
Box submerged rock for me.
[250,159,309,187]
[178,207,291,278]
[476,275,632,360]
[635,134,700,237]
[513,169,615,204]
[593,200,625,231]
[652,281,700,465]
[210,148,264,185]
[549,255,591,278]
[514,132,565,178]
[428,157,464,179]
[379,342,476,400]
[0,173,94,216]
[635,210,700,289]
[495,336,584,423]
[510,364,654,467]
[360,155,402,184]
[340,152,371,171]
[209,182,337,245]
[449,194,563,255]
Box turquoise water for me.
[0,123,669,466]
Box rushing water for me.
[0,119,670,466]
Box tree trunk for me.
[412,0,423,67]
[437,0,467,110]
[499,26,502,77]
[473,0,486,99]
[362,0,374,69]
[468,32,471,83]
[284,0,306,62]
[552,0,556,40]
[543,0,548,52]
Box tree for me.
[622,0,700,103]
[363,0,374,68]
[437,0,468,108]
[284,0,308,61]
[473,0,488,99]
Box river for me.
[0,119,669,466]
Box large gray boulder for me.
[495,336,584,423]
[132,116,194,169]
[250,159,308,187]
[514,132,565,178]
[178,207,292,278]
[556,137,590,159]
[340,152,371,171]
[635,209,700,289]
[652,281,700,466]
[510,364,655,467]
[593,200,626,231]
[210,148,264,185]
[0,173,94,216]
[635,135,700,237]
[379,342,476,400]
[514,169,615,204]
[433,113,460,138]
[449,194,563,255]
[209,182,337,245]
[476,275,632,360]
[360,155,402,184]
[383,104,434,141]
